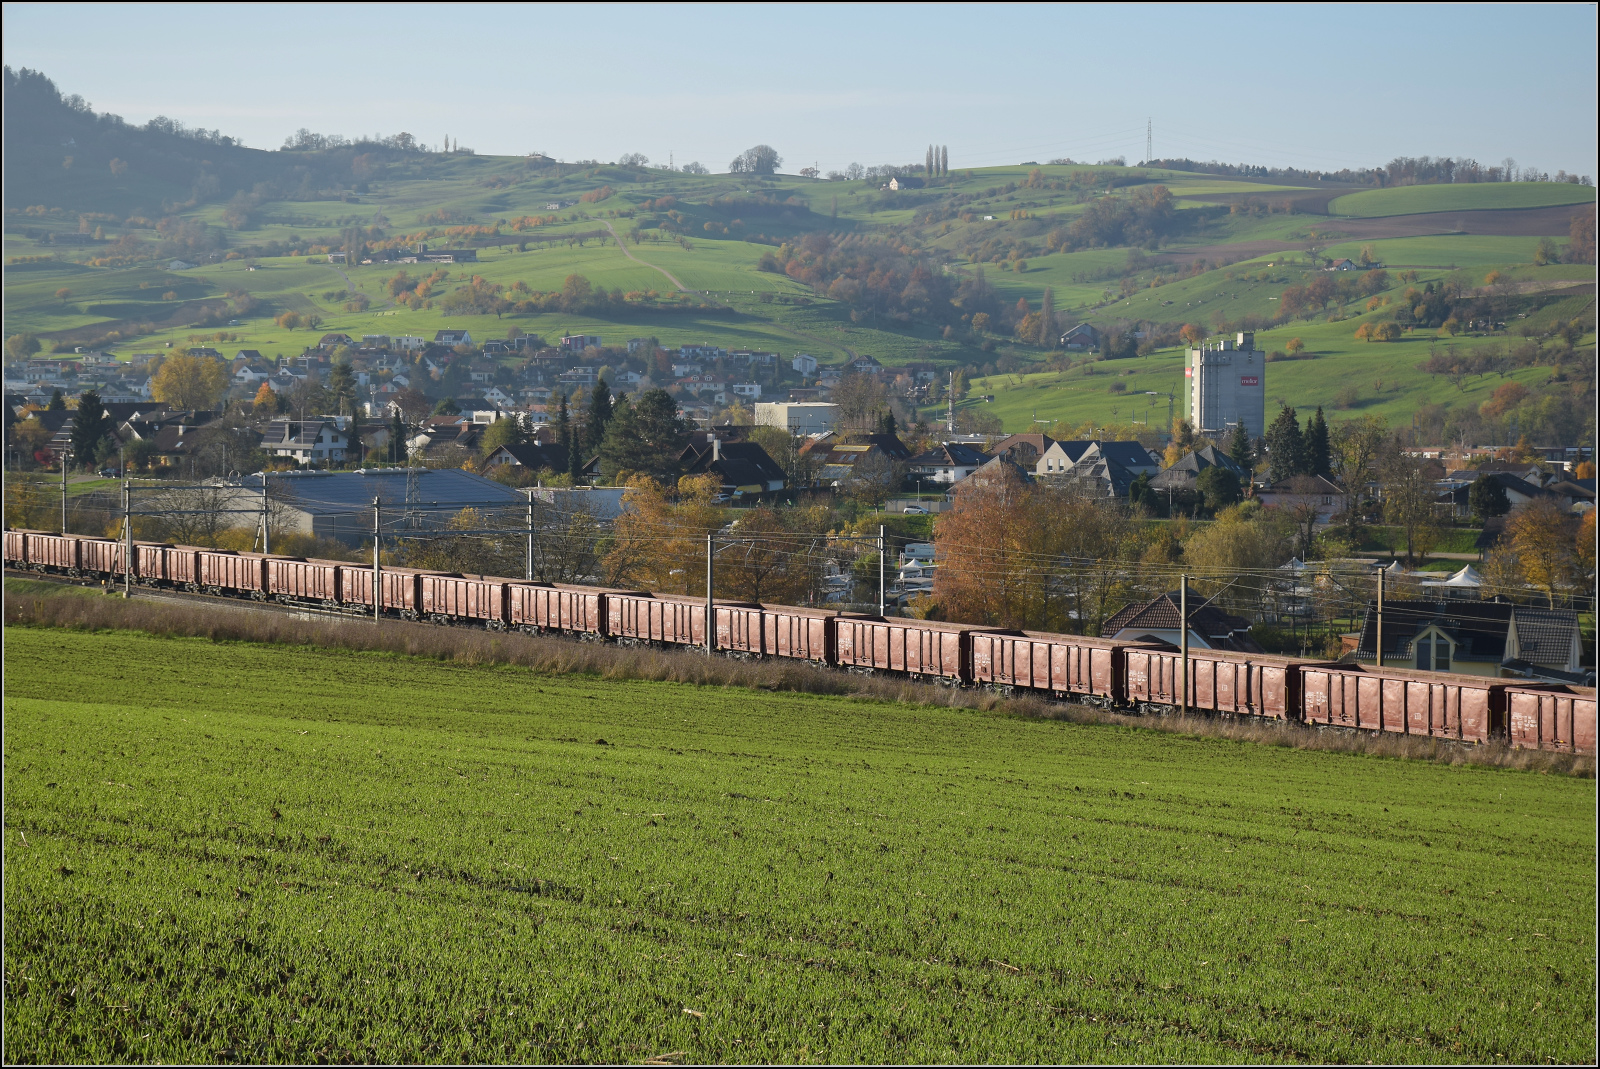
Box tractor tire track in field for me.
[603,220,690,292]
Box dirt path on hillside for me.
[602,220,690,291]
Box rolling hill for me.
[5,67,1594,446]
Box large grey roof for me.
[238,468,523,516]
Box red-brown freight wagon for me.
[133,542,172,584]
[509,583,631,635]
[604,592,710,647]
[30,532,80,573]
[77,537,126,579]
[971,631,1145,702]
[1300,664,1507,743]
[758,604,836,662]
[710,602,824,659]
[832,616,977,681]
[419,573,513,628]
[4,529,31,567]
[267,557,342,605]
[1506,684,1597,754]
[197,550,269,596]
[164,546,205,589]
[1125,646,1332,720]
[340,565,431,617]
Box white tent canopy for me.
[1422,564,1483,589]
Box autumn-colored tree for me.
[151,353,229,411]
[1568,203,1595,264]
[252,382,276,412]
[1506,498,1580,607]
[275,311,303,330]
[712,504,828,604]
[934,465,1137,633]
[1285,337,1305,357]
[1380,457,1442,565]
[1179,323,1204,346]
[55,288,71,301]
[603,474,723,594]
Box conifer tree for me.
[1039,287,1057,347]
[1226,420,1253,475]
[389,409,405,462]
[940,145,948,176]
[1306,406,1332,477]
[925,145,934,177]
[1265,405,1304,484]
[586,378,614,454]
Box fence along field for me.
[4,619,1593,1064]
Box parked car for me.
[902,505,929,514]
[97,468,122,478]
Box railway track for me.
[6,568,354,623]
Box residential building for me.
[679,344,726,361]
[318,333,355,350]
[394,336,427,352]
[1256,474,1345,523]
[907,442,988,485]
[627,338,656,355]
[1353,600,1589,682]
[729,382,762,400]
[559,334,602,353]
[791,353,818,376]
[754,401,839,434]
[798,432,910,487]
[483,439,570,474]
[1038,440,1161,481]
[679,434,787,497]
[261,419,349,465]
[988,432,1056,470]
[1101,588,1264,652]
[433,330,473,348]
[1150,444,1249,494]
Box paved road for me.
[602,220,690,291]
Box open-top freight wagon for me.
[6,528,1592,755]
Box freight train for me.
[7,528,1594,756]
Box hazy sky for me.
[6,3,1596,175]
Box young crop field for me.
[4,623,1594,1063]
[1327,182,1594,218]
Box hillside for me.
[5,67,1595,445]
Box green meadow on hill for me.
[4,622,1595,1063]
[4,67,1594,440]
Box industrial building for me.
[1187,332,1265,438]
[754,401,839,434]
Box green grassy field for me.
[4,622,1594,1063]
[1328,182,1594,218]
